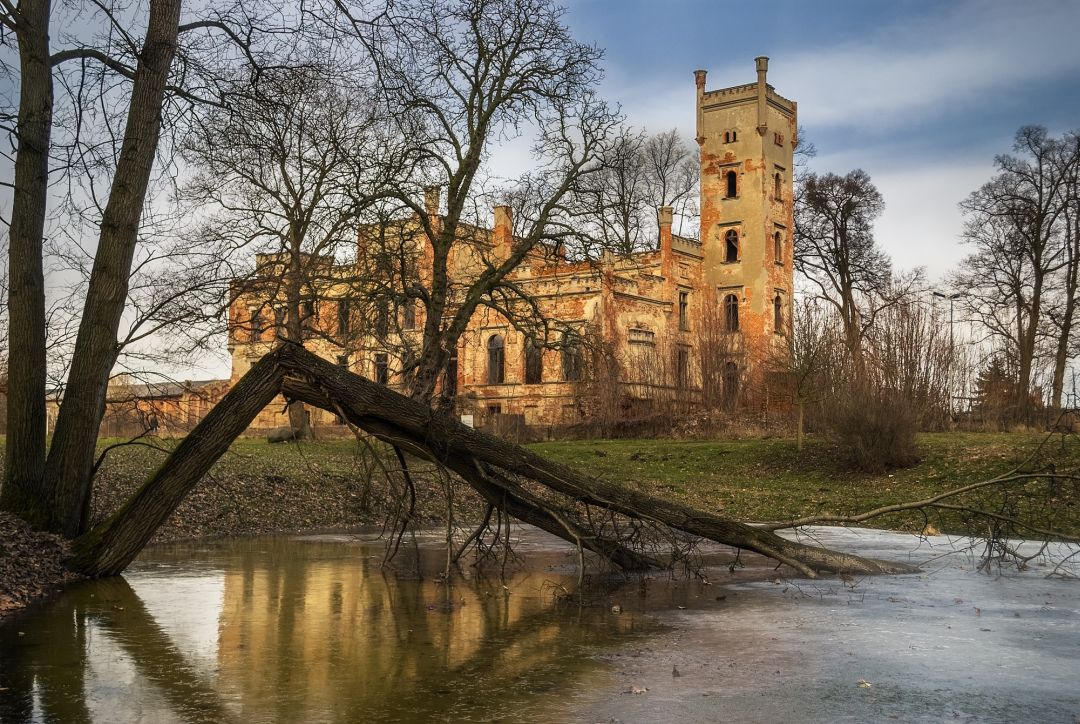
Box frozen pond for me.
[0,526,1077,723]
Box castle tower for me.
[695,58,796,396]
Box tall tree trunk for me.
[43,0,182,537]
[0,0,54,527]
[69,349,286,576]
[283,224,312,439]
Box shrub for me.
[828,382,920,472]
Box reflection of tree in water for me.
[0,578,232,724]
[0,538,653,723]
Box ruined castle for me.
[220,58,796,433]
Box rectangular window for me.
[676,347,690,389]
[628,328,656,346]
[374,353,389,385]
[375,300,389,337]
[249,308,263,342]
[679,291,690,331]
[403,300,417,330]
[337,300,350,336]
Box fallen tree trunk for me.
[71,343,918,578]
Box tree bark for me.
[1,0,54,528]
[72,344,917,579]
[43,0,182,537]
[69,349,287,577]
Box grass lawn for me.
[531,432,1080,536]
[18,431,1078,540]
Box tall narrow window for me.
[774,172,782,200]
[676,347,689,389]
[374,353,388,385]
[774,231,783,264]
[403,300,416,330]
[678,291,690,331]
[487,334,505,384]
[725,170,737,198]
[375,299,389,336]
[273,306,285,333]
[774,294,783,332]
[723,361,739,411]
[725,229,739,263]
[724,293,739,332]
[337,300,350,336]
[562,334,582,382]
[524,338,543,384]
[731,130,737,142]
[445,347,458,393]
[249,308,263,342]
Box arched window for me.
[774,231,783,264]
[774,294,783,332]
[731,130,737,142]
[774,172,782,200]
[725,229,739,263]
[487,334,505,384]
[724,293,739,332]
[524,338,543,384]
[723,131,730,143]
[725,170,737,198]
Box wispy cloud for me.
[777,0,1080,130]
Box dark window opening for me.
[302,299,315,321]
[725,170,737,198]
[724,229,739,263]
[403,300,417,330]
[273,306,285,332]
[724,293,739,332]
[337,300,350,336]
[445,348,458,393]
[374,353,388,385]
[487,334,505,384]
[337,354,349,368]
[375,299,389,337]
[676,347,690,389]
[732,130,737,142]
[774,295,783,333]
[249,308,263,342]
[524,338,543,384]
[774,231,783,264]
[723,361,739,411]
[679,291,690,331]
[562,334,583,382]
[774,172,782,200]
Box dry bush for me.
[827,381,920,472]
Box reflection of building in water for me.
[213,543,638,719]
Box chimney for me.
[755,56,769,136]
[424,185,441,218]
[694,69,707,146]
[493,204,513,259]
[659,206,674,280]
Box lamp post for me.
[932,291,963,351]
[933,291,964,418]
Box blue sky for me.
[557,0,1080,281]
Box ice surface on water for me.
[582,527,1080,724]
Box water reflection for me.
[0,531,657,723]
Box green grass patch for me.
[530,432,1080,537]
